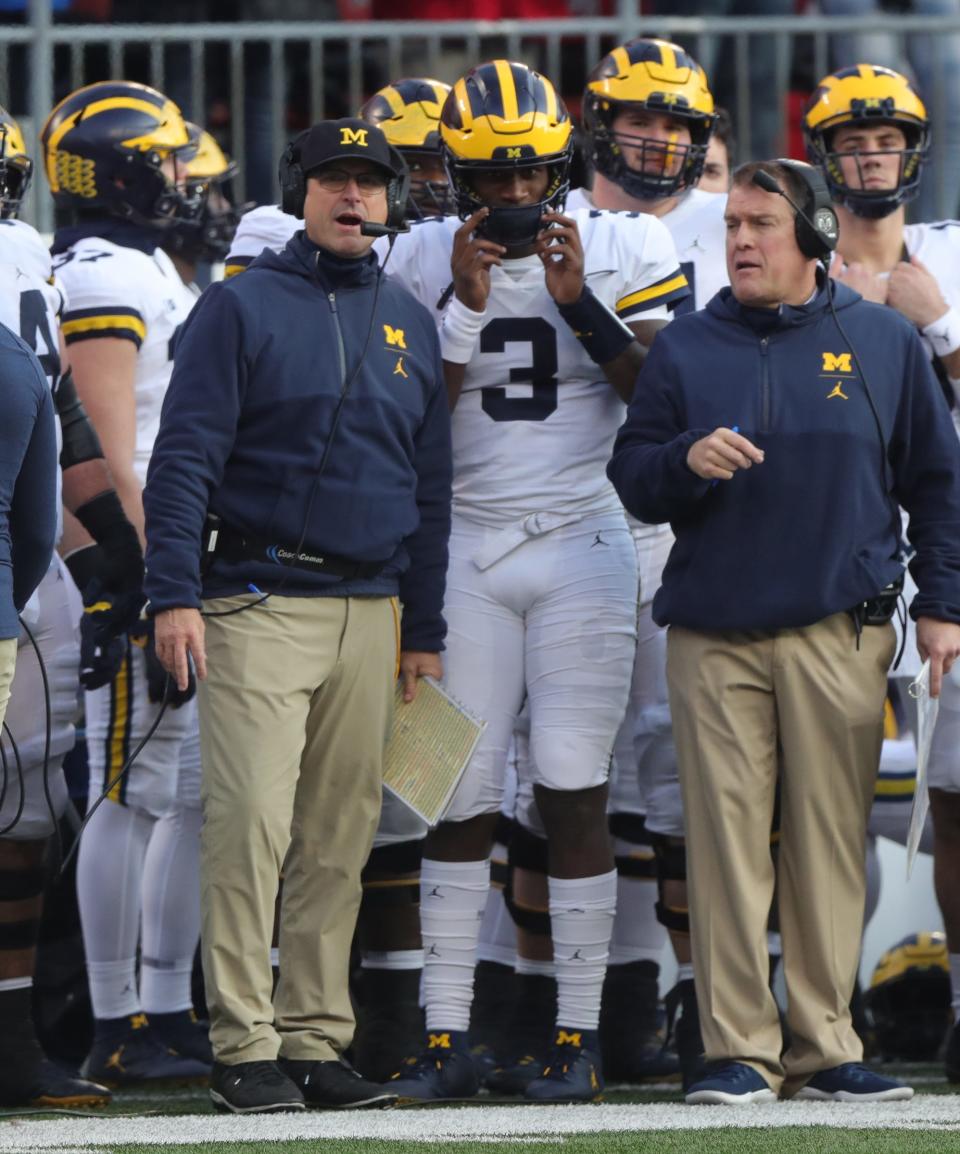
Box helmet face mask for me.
[165,123,251,262]
[583,38,715,201]
[0,109,32,219]
[440,60,573,250]
[41,81,196,230]
[360,78,454,219]
[803,65,930,219]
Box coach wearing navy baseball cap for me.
[143,114,451,1112]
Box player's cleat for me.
[0,1055,112,1109]
[351,968,424,1083]
[279,1055,396,1109]
[80,1013,211,1087]
[946,1022,960,1084]
[210,1060,304,1113]
[600,959,680,1083]
[388,1030,479,1100]
[665,978,706,1090]
[523,1028,604,1102]
[148,1009,213,1066]
[685,1062,777,1105]
[793,1063,914,1102]
[486,1050,547,1095]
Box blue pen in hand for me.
[711,425,739,488]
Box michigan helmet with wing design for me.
[360,78,453,218]
[440,60,573,249]
[0,106,32,219]
[583,38,716,201]
[864,931,950,1061]
[41,81,195,229]
[803,64,929,219]
[165,123,250,262]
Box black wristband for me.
[555,284,636,365]
[64,544,106,595]
[73,491,144,591]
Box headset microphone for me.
[750,166,838,261]
[359,219,411,238]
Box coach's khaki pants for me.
[198,594,399,1065]
[667,613,894,1094]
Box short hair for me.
[731,159,811,213]
[712,106,735,162]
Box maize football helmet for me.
[440,60,573,249]
[41,80,195,229]
[165,123,249,262]
[803,64,930,219]
[360,78,453,217]
[0,106,32,219]
[864,931,950,1061]
[583,38,716,201]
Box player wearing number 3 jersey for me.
[383,60,689,1104]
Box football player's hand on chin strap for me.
[536,212,584,306]
[451,207,504,312]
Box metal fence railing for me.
[9,2,960,231]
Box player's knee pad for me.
[361,839,424,908]
[609,812,658,881]
[651,834,690,935]
[505,825,551,936]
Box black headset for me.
[278,131,410,230]
[768,159,840,262]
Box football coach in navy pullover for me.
[143,120,452,1114]
[608,161,960,1107]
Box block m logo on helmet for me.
[822,351,853,374]
[340,126,369,148]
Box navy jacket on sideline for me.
[143,231,452,653]
[607,280,960,632]
[0,323,57,638]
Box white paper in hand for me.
[906,659,939,877]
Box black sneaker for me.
[946,1022,960,1084]
[210,1060,305,1114]
[279,1055,397,1109]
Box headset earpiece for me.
[777,158,839,262]
[279,135,308,219]
[386,144,411,230]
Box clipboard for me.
[906,659,939,877]
[383,677,486,827]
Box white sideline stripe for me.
[2,1097,960,1146]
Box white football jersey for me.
[0,220,67,540]
[224,205,300,276]
[384,209,687,526]
[566,185,729,313]
[904,219,960,437]
[53,238,197,485]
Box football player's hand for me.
[451,208,505,312]
[831,258,888,305]
[132,620,197,707]
[916,617,960,698]
[154,607,207,694]
[687,427,764,481]
[887,256,949,327]
[78,584,147,691]
[399,650,442,703]
[536,212,584,305]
